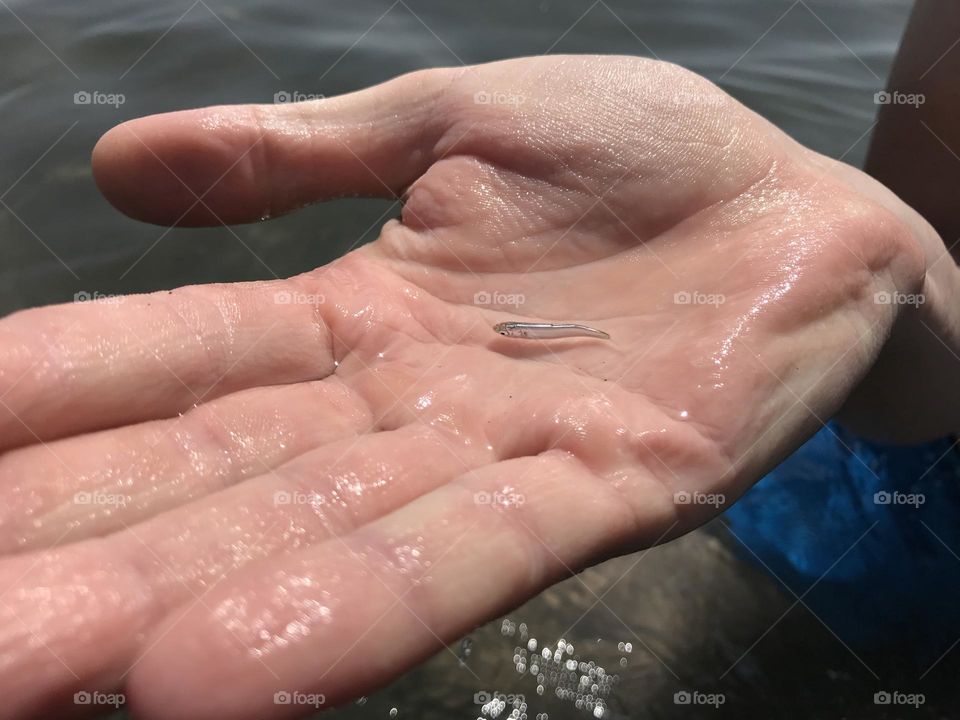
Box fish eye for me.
[499,331,508,336]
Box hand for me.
[0,56,933,719]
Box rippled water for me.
[0,1,927,718]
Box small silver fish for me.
[493,322,610,340]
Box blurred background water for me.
[0,0,912,313]
[3,0,951,718]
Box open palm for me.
[0,56,929,719]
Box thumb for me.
[91,67,462,226]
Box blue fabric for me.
[725,423,960,661]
